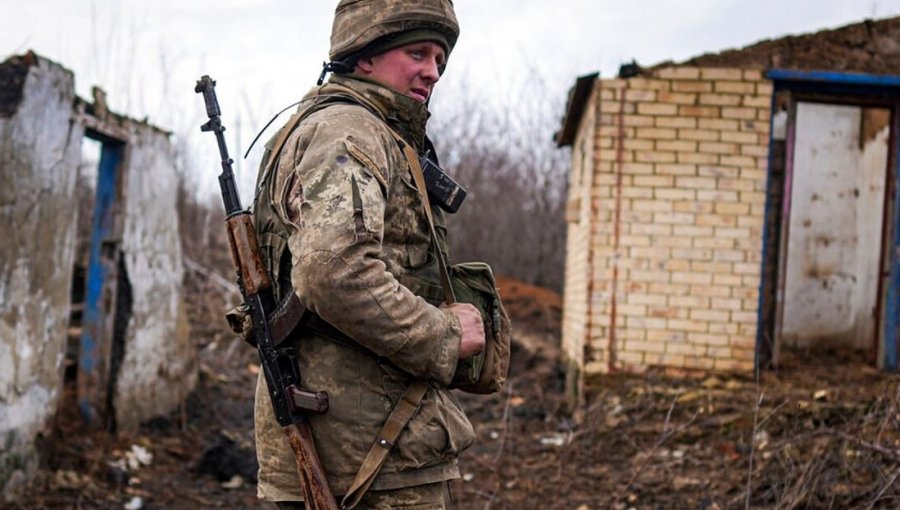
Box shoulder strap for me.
[340,129,458,509]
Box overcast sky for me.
[3,0,900,196]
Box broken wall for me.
[0,54,82,494]
[114,125,194,432]
[0,53,195,497]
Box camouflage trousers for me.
[275,481,448,510]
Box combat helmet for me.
[329,0,459,64]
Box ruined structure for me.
[557,17,900,392]
[0,53,195,497]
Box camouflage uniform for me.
[252,73,475,504]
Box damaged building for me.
[557,17,900,387]
[0,52,195,497]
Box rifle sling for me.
[340,131,457,509]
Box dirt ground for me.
[10,272,900,510]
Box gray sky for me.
[3,0,900,197]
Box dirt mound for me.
[664,16,900,75]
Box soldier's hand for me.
[445,303,485,359]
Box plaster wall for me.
[783,103,889,349]
[114,125,194,432]
[0,56,81,495]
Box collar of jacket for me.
[311,74,430,153]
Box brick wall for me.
[567,66,771,375]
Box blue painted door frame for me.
[758,69,900,372]
[77,140,125,425]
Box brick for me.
[672,82,715,96]
[626,340,667,354]
[712,273,742,286]
[672,272,712,285]
[742,95,771,108]
[656,116,698,129]
[657,140,697,152]
[630,270,672,283]
[667,343,708,356]
[676,176,717,189]
[636,127,678,139]
[657,163,698,176]
[673,225,714,237]
[699,93,742,106]
[722,107,758,120]
[624,88,658,102]
[712,297,742,311]
[649,282,690,295]
[655,236,694,248]
[667,319,709,333]
[635,151,677,163]
[715,202,750,216]
[630,223,672,236]
[711,249,745,262]
[621,138,654,151]
[670,295,710,308]
[679,105,721,118]
[741,144,769,157]
[621,186,654,199]
[632,199,673,212]
[627,78,671,91]
[657,91,698,104]
[655,188,696,200]
[638,103,679,116]
[648,306,682,319]
[721,131,759,144]
[647,329,687,342]
[698,118,739,131]
[690,285,732,298]
[690,309,730,323]
[656,67,701,80]
[696,214,737,227]
[673,201,714,214]
[715,81,757,94]
[653,211,696,224]
[756,82,774,96]
[719,178,755,191]
[602,79,628,89]
[743,69,764,81]
[622,162,655,174]
[663,259,691,272]
[707,346,734,359]
[623,114,656,127]
[627,293,669,306]
[700,68,744,81]
[633,175,674,187]
[731,311,757,324]
[601,100,635,114]
[720,155,757,168]
[678,128,719,141]
[678,152,720,165]
[698,142,740,155]
[697,166,739,179]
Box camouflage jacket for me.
[253,75,475,501]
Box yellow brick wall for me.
[561,83,599,373]
[571,66,770,375]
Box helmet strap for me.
[317,59,356,86]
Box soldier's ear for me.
[355,56,376,75]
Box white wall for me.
[782,102,890,349]
[0,56,81,496]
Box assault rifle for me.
[195,75,338,510]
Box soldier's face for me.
[356,41,446,103]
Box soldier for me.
[251,1,487,508]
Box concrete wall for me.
[0,55,82,494]
[782,103,889,349]
[565,66,771,374]
[114,125,195,432]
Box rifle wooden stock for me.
[196,75,338,510]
